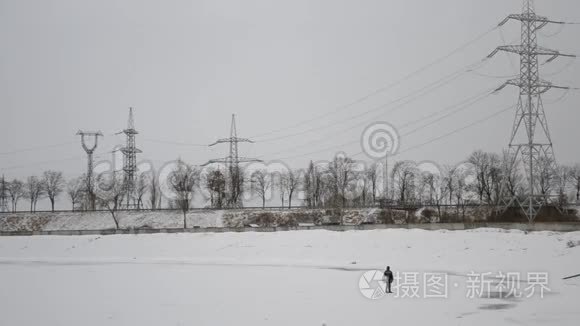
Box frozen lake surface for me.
[1,228,579,325]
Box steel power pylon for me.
[77,130,103,210]
[488,0,575,222]
[117,108,142,209]
[204,114,262,207]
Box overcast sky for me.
[1,0,579,208]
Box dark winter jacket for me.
[384,270,393,283]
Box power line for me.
[542,56,576,77]
[498,27,519,74]
[266,86,498,161]
[0,150,113,173]
[260,86,495,159]
[248,25,500,139]
[397,105,515,156]
[397,87,496,130]
[539,23,566,37]
[400,90,495,136]
[351,104,515,159]
[543,88,573,104]
[468,70,519,79]
[256,58,490,143]
[142,138,209,147]
[358,85,574,160]
[0,141,76,156]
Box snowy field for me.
[0,210,224,231]
[1,229,580,325]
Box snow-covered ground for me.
[1,229,580,325]
[0,210,224,231]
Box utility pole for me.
[117,108,142,209]
[489,0,575,222]
[77,130,103,210]
[203,114,262,207]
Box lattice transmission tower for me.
[117,107,142,209]
[204,114,262,207]
[77,130,103,210]
[488,0,575,222]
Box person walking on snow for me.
[384,266,394,293]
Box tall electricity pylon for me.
[204,114,262,207]
[77,130,103,210]
[118,108,142,209]
[488,0,575,222]
[0,175,8,212]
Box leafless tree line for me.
[247,151,580,211]
[1,171,65,213]
[387,150,580,211]
[2,150,580,219]
[0,168,160,214]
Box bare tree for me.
[42,170,65,212]
[304,161,324,208]
[7,179,24,212]
[356,169,370,207]
[0,177,8,212]
[391,161,417,205]
[204,169,227,208]
[488,158,503,204]
[81,173,97,211]
[277,172,288,208]
[227,165,245,207]
[67,177,84,211]
[469,150,487,202]
[303,161,315,208]
[468,150,501,204]
[169,160,198,228]
[501,150,524,199]
[149,169,162,210]
[134,172,149,209]
[327,156,356,208]
[95,172,125,230]
[283,170,301,209]
[416,171,429,205]
[422,172,447,218]
[570,164,580,203]
[555,165,572,208]
[319,173,333,208]
[251,170,271,208]
[443,165,458,205]
[454,168,471,221]
[24,176,45,212]
[535,156,556,198]
[366,162,379,205]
